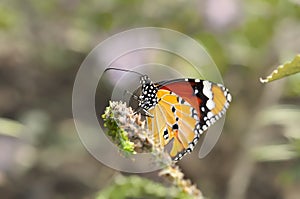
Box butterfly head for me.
[140,75,152,85]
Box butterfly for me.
[105,68,232,161]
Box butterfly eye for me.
[140,75,151,84]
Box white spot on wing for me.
[206,120,211,126]
[189,143,194,150]
[207,112,214,119]
[206,99,215,110]
[203,81,213,99]
[227,93,232,102]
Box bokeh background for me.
[1,0,300,199]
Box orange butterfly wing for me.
[147,79,231,161]
[147,89,200,160]
[131,76,231,161]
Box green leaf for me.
[257,105,300,139]
[260,54,300,83]
[96,175,194,199]
[252,144,298,162]
[0,118,24,138]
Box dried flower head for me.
[102,101,171,165]
[102,101,202,198]
[159,165,203,199]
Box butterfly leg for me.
[133,107,154,118]
[143,110,154,118]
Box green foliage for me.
[96,175,193,199]
[0,5,17,29]
[0,118,24,138]
[102,103,135,155]
[260,55,300,83]
[252,106,300,162]
[278,164,300,186]
[252,144,297,162]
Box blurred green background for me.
[1,0,300,199]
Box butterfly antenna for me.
[105,68,154,117]
[104,67,144,76]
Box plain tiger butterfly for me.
[104,68,232,161]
